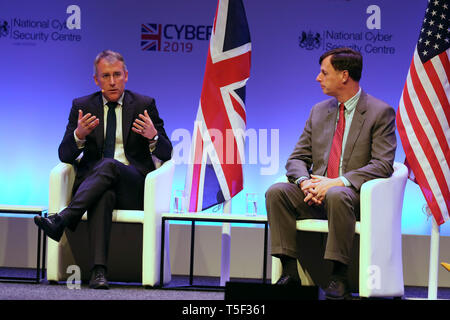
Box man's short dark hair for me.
[93,50,127,76]
[319,48,363,82]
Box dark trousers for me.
[60,158,145,268]
[265,182,360,265]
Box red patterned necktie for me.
[327,103,346,178]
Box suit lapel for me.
[342,92,367,170]
[93,93,104,150]
[122,91,135,147]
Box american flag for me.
[185,0,251,211]
[396,0,449,225]
[141,23,161,51]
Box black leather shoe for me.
[89,266,109,290]
[275,275,302,286]
[34,214,65,242]
[324,279,351,300]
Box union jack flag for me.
[185,0,251,211]
[141,23,161,51]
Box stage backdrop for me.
[0,0,445,235]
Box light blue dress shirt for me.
[332,87,361,186]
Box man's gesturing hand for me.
[75,110,99,140]
[132,110,158,140]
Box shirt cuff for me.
[294,176,309,186]
[340,176,351,187]
[73,131,85,149]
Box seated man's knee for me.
[95,158,120,174]
[324,186,351,204]
[265,182,288,201]
[324,186,358,216]
[102,188,116,200]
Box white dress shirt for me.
[73,93,157,165]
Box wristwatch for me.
[149,134,159,142]
[295,176,309,187]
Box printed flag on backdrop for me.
[185,0,251,212]
[396,0,449,225]
[141,23,162,51]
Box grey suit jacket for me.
[286,90,396,191]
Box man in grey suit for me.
[266,48,396,299]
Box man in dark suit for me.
[266,48,396,299]
[34,50,172,289]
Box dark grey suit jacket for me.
[286,90,396,191]
[58,90,173,184]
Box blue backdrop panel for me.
[0,0,443,235]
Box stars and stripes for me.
[185,0,251,212]
[396,0,449,225]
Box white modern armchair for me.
[271,161,408,298]
[46,158,175,287]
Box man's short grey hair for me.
[93,50,128,75]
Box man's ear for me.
[342,70,349,84]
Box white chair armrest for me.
[47,162,76,282]
[142,158,175,286]
[48,162,75,214]
[359,161,408,297]
[144,158,175,214]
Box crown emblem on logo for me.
[0,20,9,38]
[299,31,321,50]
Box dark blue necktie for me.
[104,101,117,158]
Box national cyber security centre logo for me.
[298,5,396,55]
[141,22,212,53]
[0,20,10,38]
[0,5,82,45]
